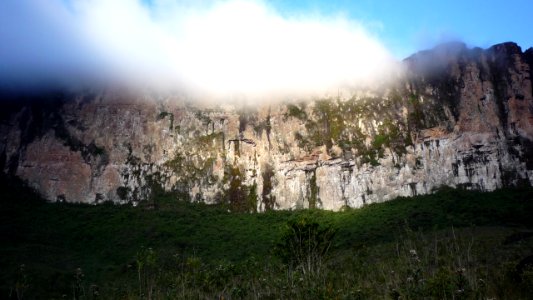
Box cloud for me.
[0,0,396,97]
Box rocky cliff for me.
[1,42,532,211]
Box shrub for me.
[274,216,337,277]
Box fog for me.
[0,0,399,99]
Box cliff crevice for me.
[1,42,532,210]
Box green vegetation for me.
[223,164,258,213]
[407,93,425,129]
[193,111,212,128]
[156,111,174,130]
[285,98,413,166]
[308,170,319,209]
[1,175,533,298]
[261,164,275,211]
[274,216,336,277]
[282,92,454,167]
[283,103,307,121]
[164,132,223,198]
[252,116,272,139]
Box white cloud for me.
[1,0,397,97]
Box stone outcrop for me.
[1,42,532,211]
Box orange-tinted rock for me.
[1,42,533,210]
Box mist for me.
[0,0,399,99]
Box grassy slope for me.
[1,175,533,298]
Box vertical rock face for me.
[1,42,532,210]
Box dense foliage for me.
[1,175,533,299]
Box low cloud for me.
[0,0,397,98]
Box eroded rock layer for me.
[1,42,532,210]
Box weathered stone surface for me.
[1,42,532,210]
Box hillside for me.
[1,175,533,298]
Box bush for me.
[274,216,337,277]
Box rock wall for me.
[1,42,532,210]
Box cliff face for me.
[1,42,532,211]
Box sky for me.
[0,0,531,96]
[268,0,533,59]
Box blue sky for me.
[265,0,533,58]
[1,0,532,93]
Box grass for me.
[1,175,533,298]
